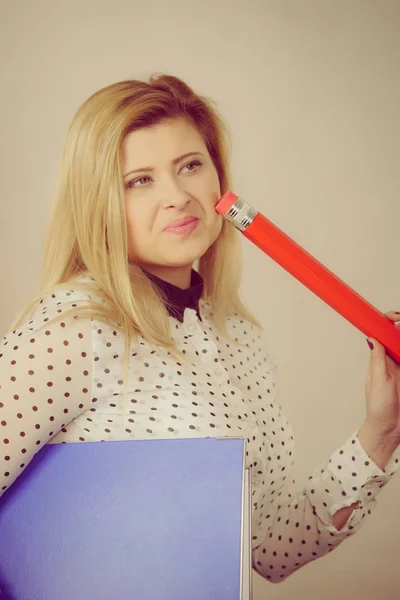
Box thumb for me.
[367,337,389,378]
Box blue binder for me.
[0,437,252,600]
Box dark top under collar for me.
[142,268,204,323]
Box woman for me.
[1,73,400,583]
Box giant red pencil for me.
[215,191,400,364]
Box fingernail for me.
[396,312,400,315]
[366,339,374,350]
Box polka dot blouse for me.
[1,270,399,583]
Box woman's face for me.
[121,117,222,286]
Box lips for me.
[163,216,198,231]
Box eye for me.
[125,159,203,190]
[125,175,151,190]
[184,159,203,172]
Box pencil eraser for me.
[215,191,238,215]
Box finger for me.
[386,353,400,372]
[368,338,400,375]
[367,337,390,378]
[384,311,400,323]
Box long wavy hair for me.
[7,73,261,405]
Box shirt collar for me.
[142,268,204,323]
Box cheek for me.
[215,217,223,239]
[209,210,223,243]
[125,202,149,251]
[125,200,152,232]
[207,192,222,222]
[125,207,136,244]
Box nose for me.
[160,177,192,209]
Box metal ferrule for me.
[223,196,258,232]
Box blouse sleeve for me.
[252,430,400,583]
[250,329,400,583]
[0,289,94,498]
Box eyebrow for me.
[123,151,205,179]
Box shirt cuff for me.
[327,429,400,506]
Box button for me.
[370,476,386,485]
[363,477,385,491]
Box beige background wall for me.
[1,0,399,597]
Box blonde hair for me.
[7,73,261,408]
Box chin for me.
[168,235,213,261]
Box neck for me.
[140,264,193,289]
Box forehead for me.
[121,118,206,165]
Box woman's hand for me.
[358,311,400,467]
